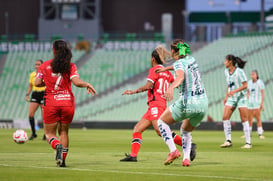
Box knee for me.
[133,125,141,133]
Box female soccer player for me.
[247,70,265,139]
[220,55,251,149]
[156,39,208,167]
[120,46,195,162]
[35,39,96,167]
[26,59,46,140]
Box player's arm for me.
[247,89,250,99]
[26,83,32,102]
[71,76,97,96]
[260,89,265,111]
[228,81,247,97]
[224,86,229,105]
[164,69,184,101]
[122,81,153,95]
[155,65,174,73]
[35,77,46,87]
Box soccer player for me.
[156,39,208,167]
[247,70,265,139]
[26,59,46,140]
[35,39,96,167]
[220,55,251,149]
[120,46,196,162]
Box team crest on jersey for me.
[151,107,158,116]
[46,65,51,69]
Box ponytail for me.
[170,39,191,60]
[235,56,246,69]
[226,54,246,69]
[51,39,72,74]
[152,45,171,64]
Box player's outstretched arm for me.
[122,81,153,95]
[71,76,97,96]
[155,65,174,73]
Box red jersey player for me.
[120,46,186,162]
[35,40,96,167]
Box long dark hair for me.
[226,54,246,69]
[152,50,163,64]
[51,39,72,74]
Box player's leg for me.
[58,106,74,167]
[157,108,180,165]
[181,119,195,166]
[39,105,46,140]
[44,121,63,165]
[254,109,264,139]
[248,109,254,134]
[120,118,152,162]
[221,105,235,147]
[28,102,40,140]
[239,107,251,148]
[151,114,183,146]
[43,106,63,166]
[58,122,70,166]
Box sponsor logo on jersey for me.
[151,107,158,116]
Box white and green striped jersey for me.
[173,56,206,100]
[248,79,264,104]
[224,68,247,100]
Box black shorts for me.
[30,91,45,104]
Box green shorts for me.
[225,96,247,108]
[248,102,260,110]
[169,97,208,127]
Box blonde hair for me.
[155,45,171,64]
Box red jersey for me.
[37,59,79,107]
[146,65,174,105]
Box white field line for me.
[0,164,272,181]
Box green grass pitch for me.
[0,129,273,181]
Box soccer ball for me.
[13,129,28,144]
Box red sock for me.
[172,132,182,146]
[130,132,142,157]
[62,148,68,160]
[48,137,60,149]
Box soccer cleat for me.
[29,134,37,140]
[55,144,63,166]
[120,153,137,162]
[182,159,191,167]
[42,134,46,141]
[164,150,181,165]
[60,160,66,167]
[259,135,265,139]
[220,140,232,148]
[190,143,197,161]
[241,143,252,149]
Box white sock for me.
[223,120,232,141]
[180,127,192,161]
[257,127,264,135]
[158,119,176,152]
[242,121,251,144]
[249,126,252,133]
